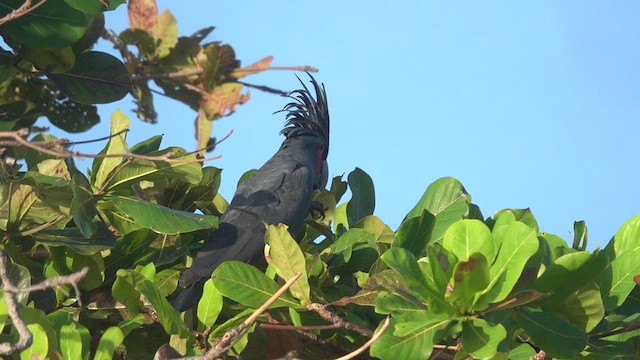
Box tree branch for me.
[1,129,221,164]
[307,303,374,337]
[0,0,49,27]
[175,273,303,360]
[0,249,88,356]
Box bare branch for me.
[0,0,49,27]
[1,129,221,164]
[307,303,374,337]
[0,249,88,356]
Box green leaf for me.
[381,247,454,314]
[476,222,538,309]
[515,308,587,358]
[462,317,506,360]
[6,262,31,305]
[155,268,180,297]
[153,10,179,58]
[93,327,124,360]
[353,215,395,244]
[60,323,83,360]
[265,224,310,303]
[17,307,58,354]
[20,323,48,360]
[130,135,163,154]
[442,219,494,263]
[48,51,131,104]
[375,291,426,316]
[330,175,348,203]
[197,279,223,328]
[610,214,640,255]
[107,195,217,235]
[492,208,539,232]
[70,179,98,237]
[446,253,490,312]
[105,229,155,278]
[370,314,450,359]
[0,0,91,49]
[328,228,375,262]
[118,314,146,338]
[533,251,608,302]
[0,292,8,332]
[105,147,203,190]
[346,167,375,225]
[212,261,303,309]
[545,282,604,332]
[405,177,470,242]
[573,220,588,250]
[135,278,189,337]
[32,226,116,255]
[603,250,640,311]
[92,110,130,190]
[392,209,435,257]
[64,0,107,14]
[113,269,144,311]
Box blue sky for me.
[47,2,640,249]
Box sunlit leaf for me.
[405,177,470,242]
[60,323,82,360]
[476,222,538,309]
[442,219,494,263]
[107,195,217,235]
[20,323,48,360]
[370,314,450,359]
[92,110,130,190]
[212,261,302,309]
[93,327,124,360]
[462,317,506,359]
[446,252,490,312]
[197,279,223,328]
[265,224,311,303]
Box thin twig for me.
[131,69,205,81]
[333,317,390,360]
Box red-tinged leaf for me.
[128,0,157,32]
[232,56,274,78]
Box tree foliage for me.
[1,1,639,359]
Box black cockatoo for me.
[172,74,330,311]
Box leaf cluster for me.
[1,115,639,359]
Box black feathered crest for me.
[280,73,330,151]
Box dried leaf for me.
[128,0,158,32]
[232,56,273,78]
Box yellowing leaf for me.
[128,0,158,32]
[200,83,250,120]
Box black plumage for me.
[172,74,330,311]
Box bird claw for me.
[308,201,326,220]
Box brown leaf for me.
[232,56,274,79]
[128,0,158,32]
[199,83,250,120]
